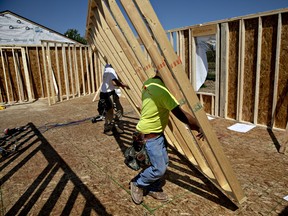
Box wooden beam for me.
[0,49,11,103]
[61,44,70,100]
[55,43,63,102]
[237,19,245,121]
[20,48,33,101]
[254,17,262,124]
[219,23,229,118]
[41,45,51,105]
[271,13,282,127]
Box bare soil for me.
[0,95,287,216]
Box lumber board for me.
[219,23,229,118]
[55,43,63,102]
[79,46,86,96]
[41,45,51,105]
[191,24,217,37]
[271,14,282,126]
[68,45,75,99]
[84,46,91,94]
[0,49,11,103]
[88,46,95,94]
[237,20,245,121]
[74,45,81,96]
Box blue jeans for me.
[134,135,169,192]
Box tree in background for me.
[64,29,87,44]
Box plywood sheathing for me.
[167,9,288,130]
[227,21,239,120]
[258,15,278,126]
[26,47,43,99]
[275,12,288,129]
[242,18,258,123]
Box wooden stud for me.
[219,23,229,118]
[36,46,44,98]
[84,46,91,95]
[20,48,33,101]
[254,17,262,125]
[41,45,51,105]
[88,46,95,94]
[73,45,81,97]
[0,49,11,103]
[55,43,62,102]
[271,13,282,127]
[61,44,70,100]
[215,24,220,117]
[237,19,245,121]
[68,45,75,98]
[80,46,86,96]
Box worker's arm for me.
[171,105,204,140]
[112,79,130,89]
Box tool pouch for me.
[124,131,150,171]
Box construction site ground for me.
[0,94,287,216]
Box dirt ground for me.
[0,95,287,216]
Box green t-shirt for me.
[136,77,179,134]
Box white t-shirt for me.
[100,64,118,93]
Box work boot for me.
[130,182,143,204]
[114,123,124,134]
[148,191,169,202]
[104,123,114,136]
[104,128,113,136]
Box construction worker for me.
[100,58,129,135]
[130,72,203,204]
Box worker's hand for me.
[196,128,204,141]
[123,84,130,90]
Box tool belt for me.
[124,131,151,171]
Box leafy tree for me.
[64,29,87,44]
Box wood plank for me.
[68,45,75,98]
[254,17,262,124]
[79,46,86,96]
[20,48,33,101]
[55,43,63,102]
[41,45,51,105]
[219,23,229,118]
[84,46,91,94]
[0,49,11,103]
[61,44,70,100]
[192,24,217,37]
[35,46,44,98]
[237,19,245,121]
[215,24,220,116]
[88,46,95,94]
[74,45,81,96]
[46,43,56,104]
[271,13,282,126]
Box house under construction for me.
[0,0,288,208]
